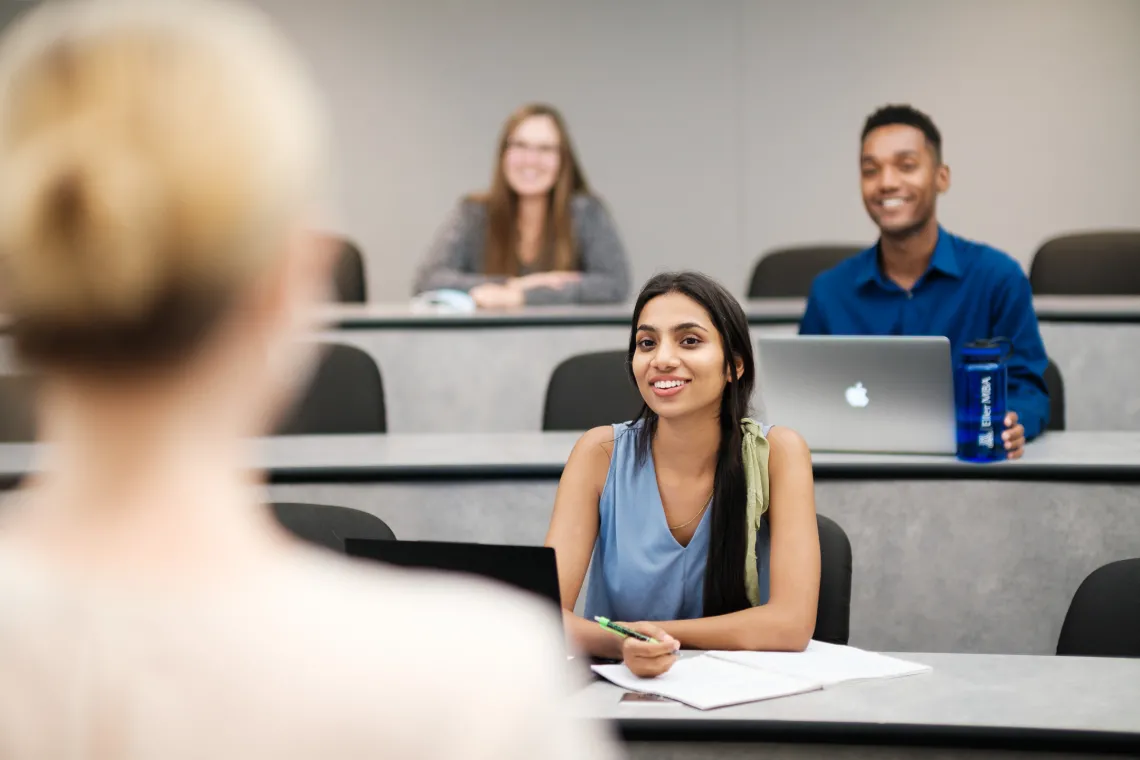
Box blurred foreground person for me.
[0,1,616,757]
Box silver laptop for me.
[756,335,955,454]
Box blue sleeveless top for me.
[583,420,773,622]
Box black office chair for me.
[1044,358,1065,432]
[275,343,386,435]
[331,236,367,303]
[542,350,643,431]
[0,374,37,443]
[1056,558,1140,657]
[748,245,864,298]
[814,513,853,645]
[270,502,395,552]
[1029,231,1140,295]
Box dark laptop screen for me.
[344,539,562,610]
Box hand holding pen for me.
[595,616,680,678]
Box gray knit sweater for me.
[412,194,631,305]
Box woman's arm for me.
[523,196,631,306]
[412,199,502,294]
[543,426,626,659]
[650,427,821,651]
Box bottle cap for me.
[963,337,1012,362]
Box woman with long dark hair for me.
[413,103,629,308]
[546,271,820,677]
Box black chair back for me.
[1056,558,1140,657]
[814,513,853,645]
[1044,358,1065,432]
[276,343,386,435]
[330,236,367,303]
[748,245,864,298]
[1029,231,1140,295]
[543,350,643,431]
[270,502,395,552]
[0,375,37,443]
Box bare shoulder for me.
[285,557,579,729]
[366,570,572,692]
[570,425,616,466]
[577,424,616,452]
[282,551,567,669]
[765,425,812,467]
[564,425,617,491]
[763,427,816,523]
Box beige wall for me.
[224,1,1140,299]
[742,0,1140,291]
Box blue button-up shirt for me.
[799,227,1050,439]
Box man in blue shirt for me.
[799,104,1049,458]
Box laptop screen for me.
[343,539,563,611]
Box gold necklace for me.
[668,490,714,531]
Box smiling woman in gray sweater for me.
[413,103,630,308]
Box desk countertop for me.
[573,652,1140,752]
[313,296,1140,330]
[4,296,1139,334]
[1,430,1140,484]
[257,429,1140,481]
[316,300,804,329]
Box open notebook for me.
[592,640,931,710]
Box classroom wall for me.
[220,1,1140,300]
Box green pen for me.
[594,616,660,644]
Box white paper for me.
[708,640,931,688]
[592,654,820,710]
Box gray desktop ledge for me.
[0,430,1138,486]
[0,296,1135,335]
[257,430,1140,483]
[315,295,1140,330]
[317,300,802,329]
[573,653,1140,754]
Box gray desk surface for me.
[573,652,1140,752]
[316,299,804,329]
[5,296,1140,332]
[316,296,1140,329]
[2,430,1140,484]
[260,430,1140,481]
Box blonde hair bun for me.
[0,121,164,324]
[0,0,328,368]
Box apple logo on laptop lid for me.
[845,382,869,408]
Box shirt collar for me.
[928,227,961,279]
[856,226,961,290]
[853,245,884,289]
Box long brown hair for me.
[472,103,590,276]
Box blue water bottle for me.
[955,338,1011,463]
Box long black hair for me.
[625,271,756,617]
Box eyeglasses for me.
[505,139,560,156]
